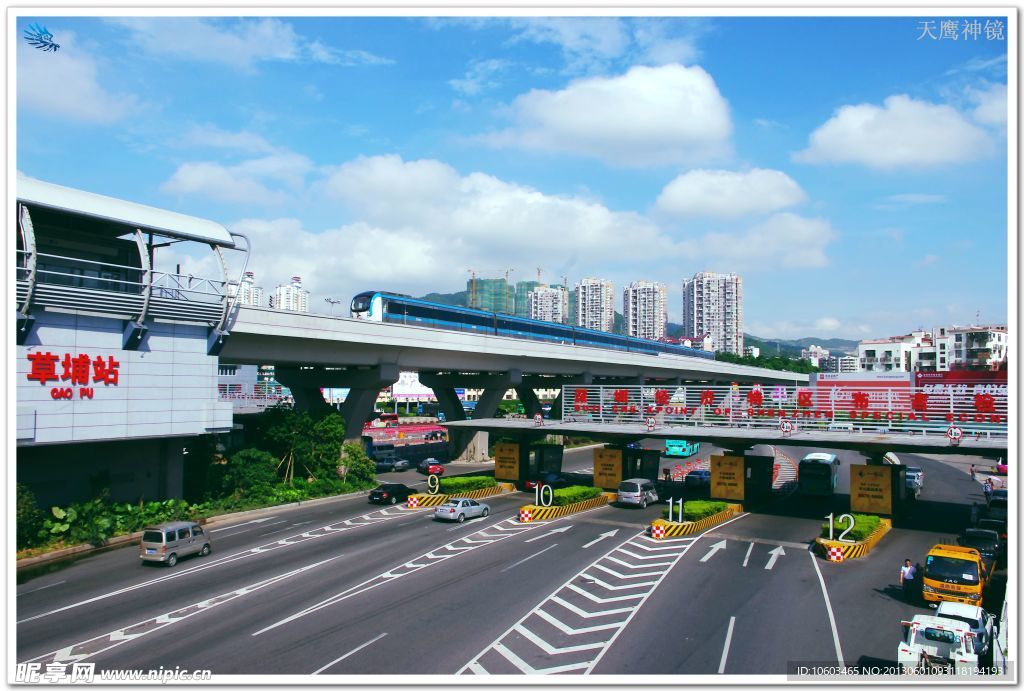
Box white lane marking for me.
[260,526,293,537]
[23,557,341,666]
[252,504,613,637]
[209,517,279,533]
[718,616,736,674]
[808,548,845,665]
[16,506,420,625]
[17,581,66,597]
[582,529,619,549]
[764,546,786,570]
[291,521,313,527]
[742,542,754,568]
[500,544,558,573]
[699,540,727,563]
[524,525,572,543]
[312,633,387,675]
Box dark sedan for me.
[959,528,1001,575]
[392,458,413,472]
[684,469,712,488]
[375,458,396,473]
[369,483,415,505]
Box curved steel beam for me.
[17,204,38,317]
[132,229,152,328]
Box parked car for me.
[905,467,924,489]
[525,473,572,490]
[375,458,396,473]
[990,488,1008,503]
[369,483,415,505]
[975,518,1008,547]
[958,528,1001,577]
[139,521,211,567]
[935,601,996,656]
[905,475,921,500]
[684,469,712,488]
[418,458,444,475]
[433,498,489,522]
[985,498,1007,522]
[617,478,658,508]
[391,458,413,472]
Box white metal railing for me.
[561,384,1008,438]
[15,250,227,303]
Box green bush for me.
[820,513,881,542]
[16,484,45,550]
[222,448,278,495]
[660,500,729,522]
[440,476,497,494]
[550,486,603,506]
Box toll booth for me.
[624,447,661,481]
[709,454,774,506]
[492,441,563,488]
[849,463,908,517]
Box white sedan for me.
[433,498,490,523]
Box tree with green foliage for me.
[222,448,278,496]
[309,414,346,480]
[339,443,376,487]
[16,484,45,550]
[715,351,819,374]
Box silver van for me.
[139,521,212,567]
[617,478,658,508]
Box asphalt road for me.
[16,442,1005,678]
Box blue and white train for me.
[350,291,714,360]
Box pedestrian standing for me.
[900,559,916,602]
[970,464,976,481]
[984,479,994,504]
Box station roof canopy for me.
[17,175,234,247]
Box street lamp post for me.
[325,297,342,316]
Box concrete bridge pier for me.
[275,364,400,442]
[420,370,524,462]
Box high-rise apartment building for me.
[227,271,264,307]
[576,278,615,332]
[467,277,513,313]
[270,276,310,312]
[514,281,544,318]
[801,344,830,368]
[622,281,667,341]
[681,272,744,355]
[528,285,569,323]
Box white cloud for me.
[161,152,313,206]
[507,18,630,72]
[483,64,732,167]
[630,19,702,66]
[655,168,806,219]
[794,94,991,169]
[966,83,1007,126]
[883,193,946,205]
[179,124,278,154]
[917,254,940,267]
[107,18,391,71]
[449,59,510,96]
[699,213,838,269]
[17,31,138,123]
[746,317,871,340]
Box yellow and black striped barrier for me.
[518,494,610,522]
[649,504,744,539]
[816,519,891,562]
[406,484,507,509]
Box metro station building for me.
[14,176,247,506]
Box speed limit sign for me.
[645,417,656,432]
[533,412,544,426]
[947,425,963,446]
[779,419,794,436]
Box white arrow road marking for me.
[24,556,341,666]
[582,529,619,549]
[524,525,573,543]
[743,542,754,567]
[764,546,786,570]
[500,543,559,573]
[699,540,727,563]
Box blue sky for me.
[15,13,1011,340]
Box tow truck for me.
[898,614,980,675]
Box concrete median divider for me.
[517,493,612,523]
[649,504,744,539]
[815,518,891,562]
[406,484,507,508]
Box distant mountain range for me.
[416,291,860,356]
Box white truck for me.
[898,614,980,675]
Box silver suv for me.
[617,478,658,508]
[139,521,212,567]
